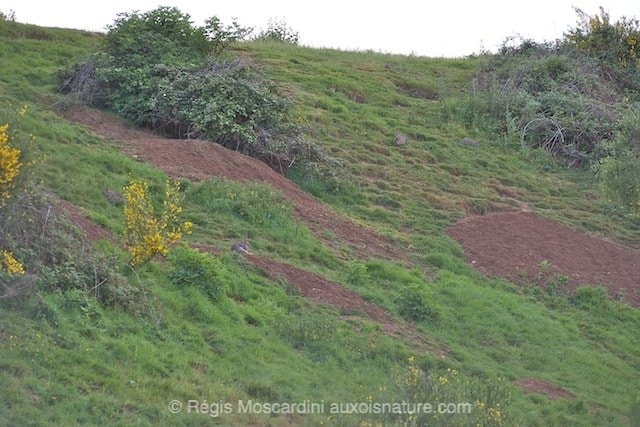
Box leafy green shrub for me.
[62,288,102,323]
[203,16,253,56]
[254,18,299,44]
[142,59,305,170]
[594,106,640,213]
[346,260,370,286]
[456,8,640,169]
[103,7,209,67]
[469,39,621,165]
[167,245,225,299]
[58,6,317,173]
[396,283,441,322]
[564,7,640,76]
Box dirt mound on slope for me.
[242,252,447,357]
[448,211,640,307]
[513,378,575,400]
[63,107,400,261]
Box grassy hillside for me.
[1,19,639,426]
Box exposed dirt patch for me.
[246,254,395,325]
[243,252,446,357]
[514,378,575,400]
[62,106,401,261]
[56,199,114,243]
[448,211,640,307]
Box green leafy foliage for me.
[468,39,620,166]
[203,16,253,56]
[452,8,640,172]
[396,283,441,322]
[254,18,299,44]
[564,6,640,73]
[58,6,314,172]
[103,7,208,67]
[167,245,225,299]
[594,106,640,213]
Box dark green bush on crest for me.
[58,6,316,173]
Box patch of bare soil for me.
[189,243,445,356]
[513,378,575,400]
[448,211,640,307]
[62,106,400,261]
[245,252,446,356]
[56,199,114,243]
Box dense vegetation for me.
[58,7,311,173]
[452,7,640,210]
[1,6,639,426]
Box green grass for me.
[0,21,639,426]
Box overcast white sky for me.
[2,1,638,57]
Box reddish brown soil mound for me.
[56,199,114,243]
[192,244,446,356]
[244,253,446,356]
[246,254,395,325]
[448,211,640,307]
[63,107,400,261]
[514,378,575,400]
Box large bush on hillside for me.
[469,40,621,166]
[58,7,310,172]
[594,107,640,213]
[454,8,640,168]
[564,7,640,82]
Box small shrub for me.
[103,6,209,67]
[167,245,225,299]
[594,106,640,213]
[388,357,512,426]
[123,179,192,266]
[0,10,16,22]
[346,260,370,286]
[0,123,22,206]
[564,7,640,73]
[203,16,253,56]
[63,288,101,323]
[254,18,299,44]
[396,283,441,322]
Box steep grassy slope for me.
[0,20,639,426]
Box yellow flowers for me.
[123,179,192,266]
[0,123,22,206]
[1,250,25,275]
[0,112,26,276]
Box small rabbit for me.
[231,241,252,255]
[102,187,124,205]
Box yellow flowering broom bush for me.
[0,122,22,207]
[0,108,26,277]
[123,179,192,266]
